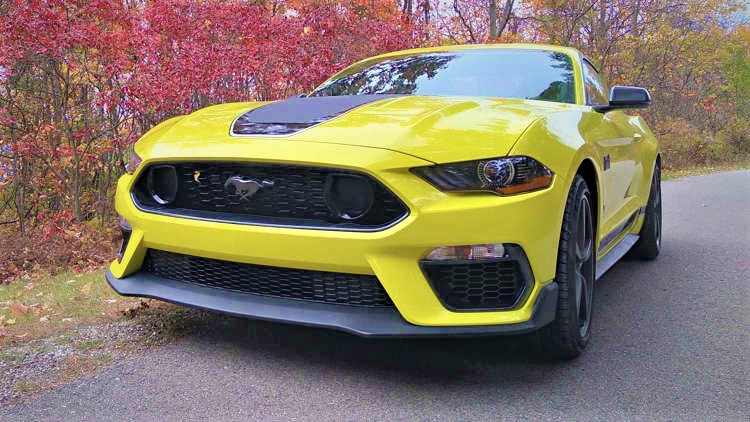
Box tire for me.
[537,175,596,360]
[628,162,662,260]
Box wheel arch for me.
[575,158,600,239]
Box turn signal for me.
[426,244,506,261]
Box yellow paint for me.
[112,44,659,327]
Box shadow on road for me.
[162,256,655,385]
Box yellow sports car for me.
[108,44,661,359]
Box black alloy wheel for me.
[537,174,596,360]
[629,161,662,260]
[574,192,595,338]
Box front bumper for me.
[111,140,569,330]
[106,268,558,337]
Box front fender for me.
[508,110,606,255]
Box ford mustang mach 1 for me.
[107,44,661,359]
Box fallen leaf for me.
[81,282,92,296]
[6,319,16,325]
[22,282,35,291]
[39,316,49,322]
[122,300,150,318]
[10,301,28,317]
[0,331,6,339]
[64,229,81,238]
[104,299,118,304]
[35,292,44,297]
[61,318,73,322]
[14,333,28,339]
[65,279,76,284]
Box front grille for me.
[421,257,530,311]
[142,249,394,308]
[132,162,408,231]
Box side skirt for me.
[595,234,639,280]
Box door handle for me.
[632,133,643,142]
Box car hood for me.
[143,95,578,163]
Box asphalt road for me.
[2,170,749,421]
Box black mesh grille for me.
[421,260,528,311]
[142,249,394,308]
[132,162,407,231]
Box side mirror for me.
[594,86,651,112]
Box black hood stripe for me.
[231,95,400,136]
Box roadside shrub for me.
[0,223,119,284]
[655,119,747,170]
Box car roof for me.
[364,43,583,62]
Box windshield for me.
[310,49,576,104]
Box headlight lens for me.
[123,143,142,174]
[412,156,553,195]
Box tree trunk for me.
[489,0,498,40]
[420,0,430,24]
[498,0,514,36]
[402,0,413,19]
[13,157,25,233]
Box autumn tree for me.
[0,0,746,280]
[0,0,416,237]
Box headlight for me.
[123,143,142,174]
[411,156,553,195]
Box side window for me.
[582,60,609,106]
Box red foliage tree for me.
[0,0,417,278]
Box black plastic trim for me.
[323,173,375,221]
[117,217,132,263]
[419,244,534,312]
[130,193,409,232]
[596,233,639,280]
[129,162,410,233]
[105,269,558,337]
[117,229,131,263]
[598,207,644,254]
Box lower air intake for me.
[421,258,530,311]
[141,249,394,308]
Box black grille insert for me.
[420,246,532,311]
[142,249,394,308]
[132,162,408,231]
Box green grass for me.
[662,161,750,180]
[74,339,104,351]
[0,352,23,362]
[1,268,111,317]
[96,353,112,362]
[55,332,75,345]
[14,380,33,392]
[0,268,140,343]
